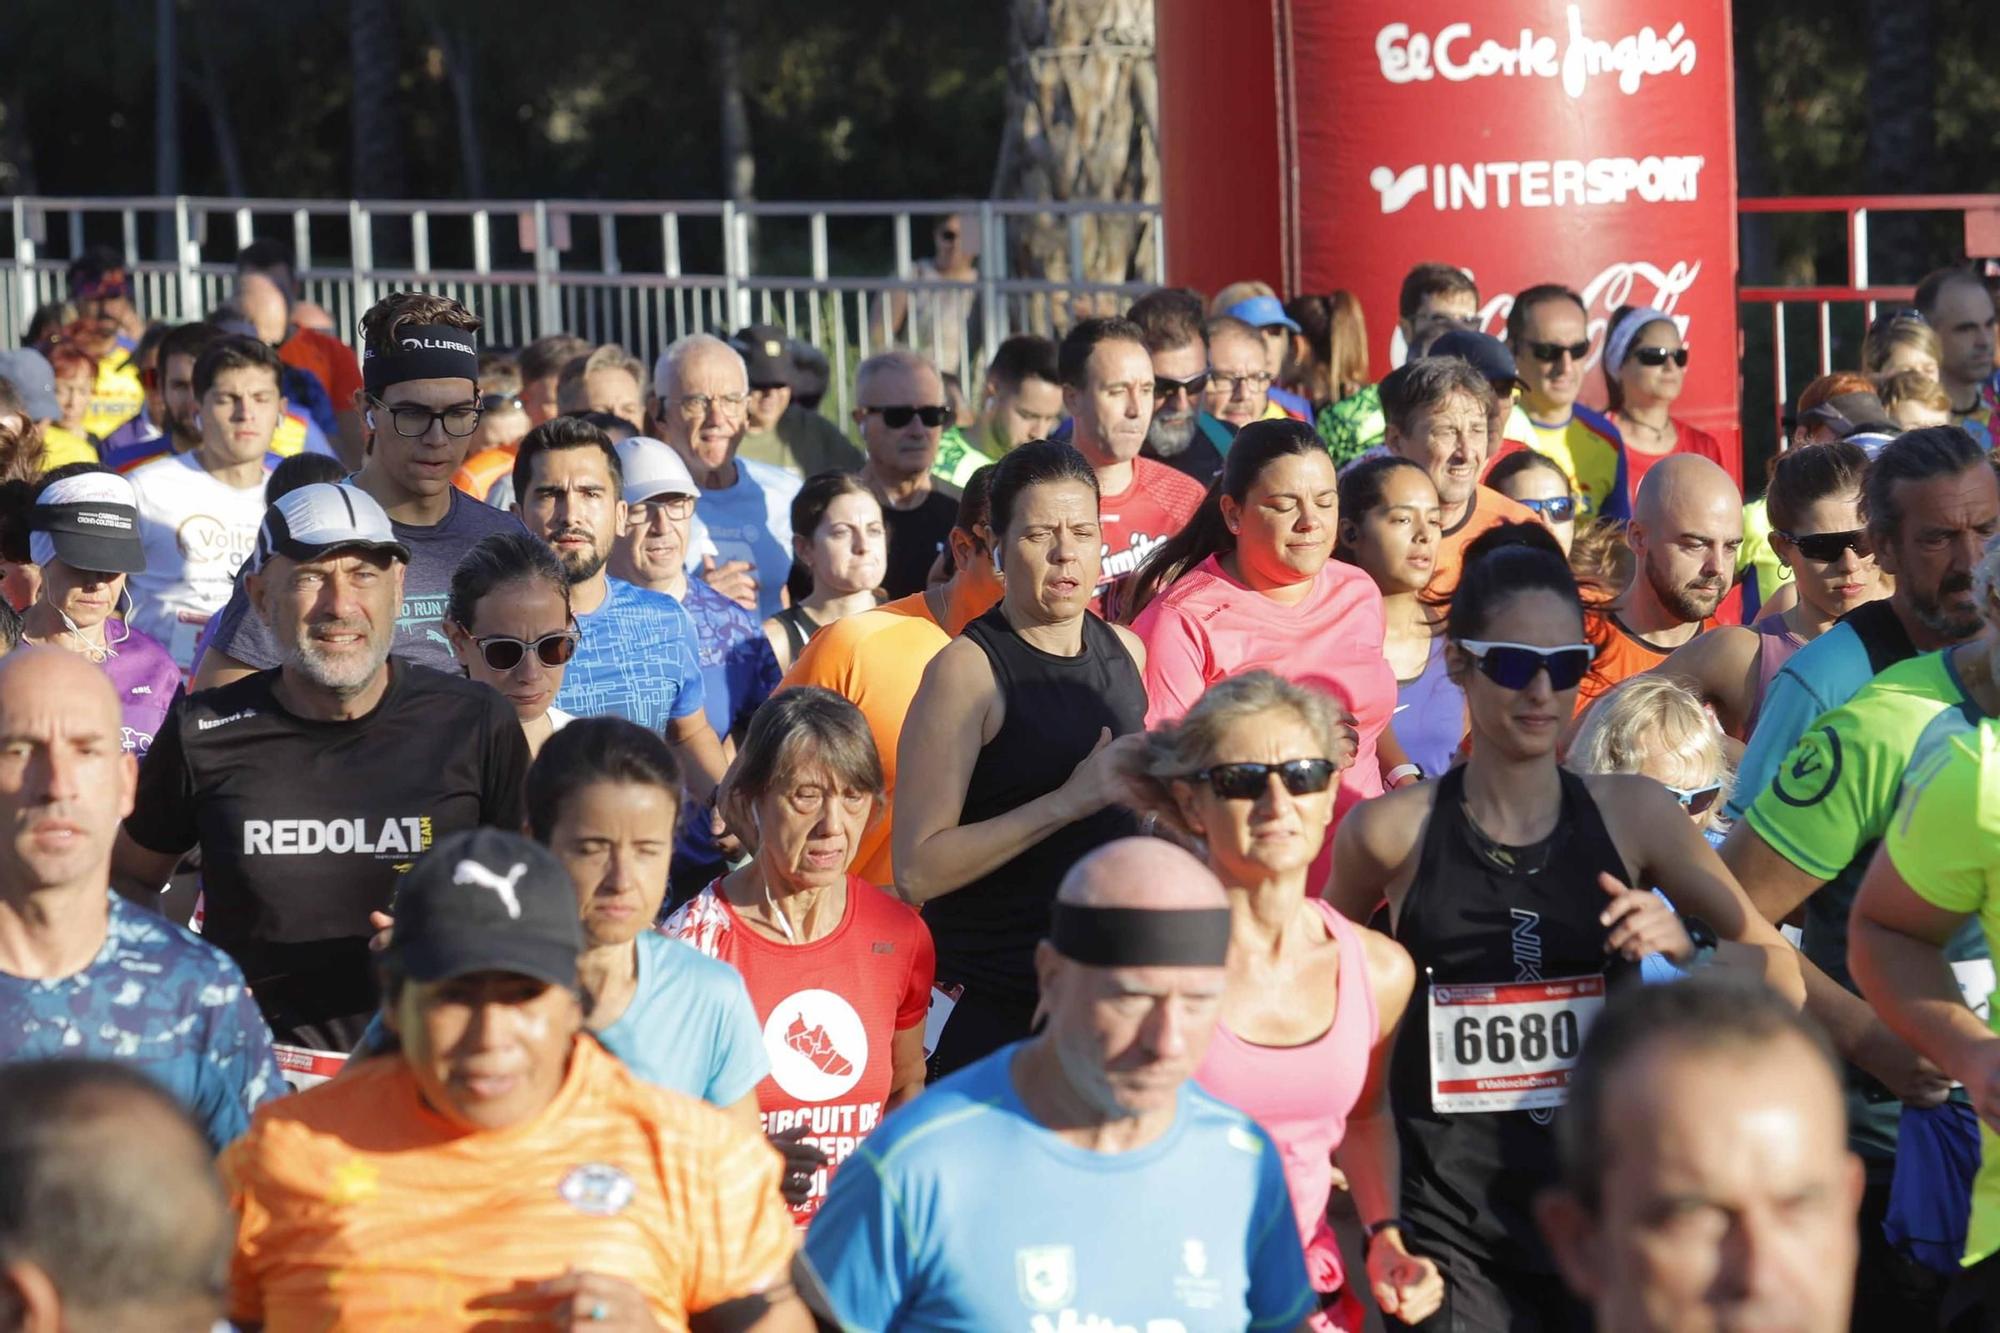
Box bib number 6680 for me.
[1452,1009,1582,1067]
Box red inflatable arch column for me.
[1156,0,1740,462]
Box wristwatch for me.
[1386,763,1424,789]
[1682,915,1719,970]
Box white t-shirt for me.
[126,453,273,668]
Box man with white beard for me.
[112,483,529,1076]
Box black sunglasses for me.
[1527,340,1591,365]
[1517,494,1578,523]
[1665,782,1724,818]
[1155,372,1209,399]
[1775,528,1873,562]
[864,404,951,429]
[1630,346,1689,369]
[1193,759,1338,800]
[473,630,579,672]
[1457,639,1596,691]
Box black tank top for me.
[1388,765,1629,1325]
[771,604,822,660]
[923,606,1147,1001]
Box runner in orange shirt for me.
[223,828,809,1332]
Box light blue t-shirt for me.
[801,1042,1313,1332]
[601,932,767,1105]
[556,577,707,731]
[0,893,284,1150]
[687,458,802,621]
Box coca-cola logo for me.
[1389,259,1703,370]
[1377,5,1699,100]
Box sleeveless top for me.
[924,607,1146,1000]
[1388,765,1629,1302]
[1194,900,1378,1303]
[1746,613,1808,738]
[771,604,823,660]
[1391,635,1465,779]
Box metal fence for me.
[2,195,1165,421]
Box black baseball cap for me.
[731,324,797,389]
[1426,329,1522,389]
[30,473,147,575]
[390,829,582,991]
[1799,391,1898,440]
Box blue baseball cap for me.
[1224,295,1300,333]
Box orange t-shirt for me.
[781,592,950,887]
[280,327,363,410]
[1429,484,1539,599]
[223,1036,794,1330]
[456,445,519,502]
[1576,605,1716,712]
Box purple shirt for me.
[99,621,185,755]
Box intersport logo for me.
[1369,156,1704,216]
[1376,6,1698,99]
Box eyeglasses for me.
[1664,781,1724,817]
[1517,494,1578,524]
[1193,759,1338,800]
[626,495,696,525]
[370,398,482,438]
[1775,528,1873,562]
[863,404,951,428]
[673,392,749,418]
[472,629,580,672]
[1211,371,1274,395]
[937,228,960,242]
[1456,639,1597,691]
[480,393,523,413]
[1155,372,1209,400]
[1630,346,1689,369]
[1527,340,1591,365]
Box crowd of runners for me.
[0,232,1998,1331]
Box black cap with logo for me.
[731,323,798,389]
[390,829,582,991]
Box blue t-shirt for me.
[0,893,284,1150]
[802,1042,1313,1332]
[674,579,781,871]
[600,932,768,1104]
[1728,605,1912,821]
[689,459,801,621]
[556,577,707,731]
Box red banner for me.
[1157,0,1740,450]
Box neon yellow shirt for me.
[84,357,145,442]
[1525,403,1628,522]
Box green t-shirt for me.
[1886,717,2000,1263]
[1316,384,1384,468]
[1742,648,1989,1157]
[931,425,996,489]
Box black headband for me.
[362,324,479,394]
[1049,903,1232,968]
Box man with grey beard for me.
[113,482,528,1071]
[1128,287,1225,484]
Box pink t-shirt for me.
[1134,554,1395,854]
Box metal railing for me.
[2,195,1165,422]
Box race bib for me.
[1428,974,1605,1114]
[923,983,965,1060]
[273,1043,349,1093]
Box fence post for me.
[532,200,559,338]
[720,200,742,331]
[174,196,197,319]
[8,197,31,342]
[979,200,1001,365]
[348,200,376,326]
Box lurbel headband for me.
[362,324,480,394]
[1048,903,1232,968]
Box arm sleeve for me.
[480,697,532,829]
[206,576,285,671]
[1886,732,1995,914]
[1136,609,1211,729]
[1740,708,1888,882]
[706,967,771,1108]
[121,699,201,855]
[682,1119,797,1314]
[799,1143,920,1330]
[897,913,937,1031]
[1725,666,1830,820]
[1245,1134,1317,1329]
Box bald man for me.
[800,838,1316,1332]
[0,1058,233,1333]
[1575,453,1743,710]
[0,649,280,1148]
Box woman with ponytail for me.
[1128,418,1409,868]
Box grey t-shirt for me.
[204,488,526,673]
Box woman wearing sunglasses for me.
[1134,671,1442,1330]
[444,530,580,757]
[1485,450,1578,557]
[1127,419,1407,881]
[1602,304,1735,505]
[1331,522,1801,1332]
[763,472,887,673]
[1654,441,1883,738]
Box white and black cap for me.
[29,472,146,574]
[252,482,412,572]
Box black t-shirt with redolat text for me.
[124,660,529,1052]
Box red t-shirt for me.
[1096,457,1207,616]
[661,875,934,1222]
[1620,419,1739,502]
[279,328,363,410]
